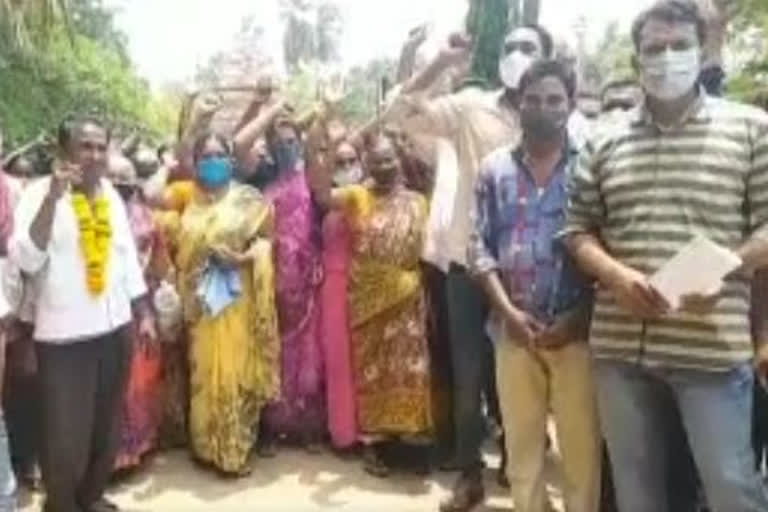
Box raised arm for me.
[349,41,469,149]
[396,25,429,84]
[233,97,287,171]
[400,39,470,95]
[1,132,48,170]
[304,110,347,212]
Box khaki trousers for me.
[496,338,601,512]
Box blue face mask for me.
[273,141,302,172]
[197,156,232,189]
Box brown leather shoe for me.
[439,472,485,512]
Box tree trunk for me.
[522,0,540,25]
[508,0,521,27]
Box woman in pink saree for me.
[320,142,363,449]
[256,116,325,453]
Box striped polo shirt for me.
[564,93,768,371]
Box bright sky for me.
[107,0,654,88]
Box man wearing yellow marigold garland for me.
[8,116,153,512]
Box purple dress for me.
[262,169,325,438]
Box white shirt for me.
[389,87,520,268]
[568,110,593,152]
[9,177,147,343]
[0,259,11,319]
[422,138,459,271]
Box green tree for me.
[280,0,343,72]
[725,0,768,104]
[0,1,178,146]
[579,21,634,92]
[339,58,397,124]
[69,0,128,61]
[0,0,71,51]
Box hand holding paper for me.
[649,235,742,312]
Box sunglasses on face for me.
[336,157,358,167]
[504,41,538,55]
[602,101,635,113]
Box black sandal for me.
[363,446,390,478]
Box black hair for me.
[157,143,171,162]
[631,0,707,51]
[192,131,231,164]
[519,24,555,59]
[518,59,577,101]
[57,115,111,151]
[5,154,24,173]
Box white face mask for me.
[499,51,534,90]
[640,47,700,101]
[333,165,362,187]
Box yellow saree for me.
[339,185,433,438]
[176,183,280,473]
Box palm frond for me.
[0,0,71,51]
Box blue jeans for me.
[596,360,768,512]
[0,415,16,512]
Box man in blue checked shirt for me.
[468,59,599,512]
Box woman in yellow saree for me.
[311,134,434,477]
[175,132,280,476]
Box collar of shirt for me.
[631,86,711,131]
[512,135,579,174]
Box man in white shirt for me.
[9,116,152,512]
[389,25,554,512]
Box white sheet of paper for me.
[649,235,742,311]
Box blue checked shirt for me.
[469,142,591,325]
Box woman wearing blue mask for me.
[174,132,280,476]
[256,114,326,457]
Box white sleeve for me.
[8,181,49,275]
[0,259,13,318]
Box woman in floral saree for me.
[175,132,280,476]
[311,134,433,476]
[108,154,174,471]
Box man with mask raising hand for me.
[387,23,554,512]
[564,1,768,511]
[470,59,600,512]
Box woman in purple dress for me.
[244,111,325,454]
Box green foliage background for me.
[727,0,768,106]
[0,0,177,148]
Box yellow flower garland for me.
[71,193,112,296]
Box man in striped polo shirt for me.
[564,1,768,511]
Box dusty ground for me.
[18,447,550,512]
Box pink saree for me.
[262,170,325,438]
[320,212,357,448]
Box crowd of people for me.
[0,1,767,511]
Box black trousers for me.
[422,263,455,462]
[36,327,132,512]
[445,264,500,473]
[4,322,40,477]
